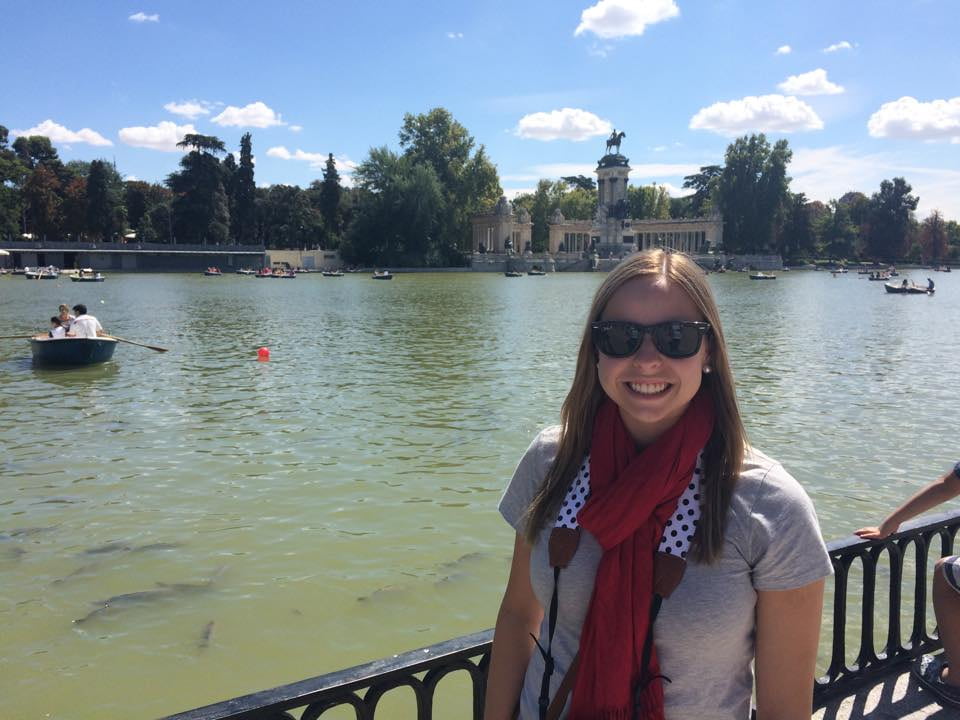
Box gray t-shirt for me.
[498,426,833,720]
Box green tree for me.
[863,178,919,260]
[12,135,61,170]
[86,160,125,241]
[234,133,256,244]
[397,108,500,263]
[561,175,596,192]
[319,153,342,248]
[167,134,230,244]
[559,186,596,220]
[627,185,658,220]
[778,193,817,259]
[529,179,554,252]
[819,200,858,259]
[717,134,792,253]
[682,165,722,216]
[0,126,27,240]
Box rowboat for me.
[884,283,933,295]
[322,271,344,277]
[71,270,105,282]
[504,271,523,278]
[749,272,776,280]
[30,337,118,366]
[203,268,222,276]
[527,270,546,276]
[372,271,393,280]
[24,266,59,280]
[236,268,256,276]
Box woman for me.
[485,250,831,720]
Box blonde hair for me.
[523,249,746,563]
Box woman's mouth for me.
[627,382,671,396]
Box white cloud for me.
[515,108,612,141]
[289,125,303,133]
[230,151,255,165]
[118,121,196,151]
[12,119,113,146]
[446,31,464,39]
[659,182,694,197]
[630,162,702,178]
[124,175,139,182]
[212,101,285,128]
[775,45,792,55]
[575,0,679,39]
[867,96,960,142]
[503,187,536,200]
[266,146,357,181]
[777,68,844,96]
[790,145,960,219]
[129,11,159,22]
[164,100,213,119]
[823,40,853,53]
[689,94,824,135]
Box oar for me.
[0,334,37,340]
[104,335,168,353]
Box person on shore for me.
[855,462,960,710]
[484,249,832,720]
[48,316,65,339]
[58,303,75,330]
[67,304,106,338]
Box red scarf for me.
[569,390,715,719]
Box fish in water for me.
[198,620,215,649]
[73,570,224,624]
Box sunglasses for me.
[591,320,711,359]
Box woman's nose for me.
[631,332,662,365]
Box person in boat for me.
[66,304,106,338]
[48,316,65,339]
[856,462,960,710]
[484,249,831,720]
[58,303,75,330]
[928,278,935,291]
[902,278,910,288]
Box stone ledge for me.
[813,664,953,719]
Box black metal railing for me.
[815,508,960,702]
[162,510,960,719]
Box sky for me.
[3,0,959,219]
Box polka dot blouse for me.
[554,453,703,559]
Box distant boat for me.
[24,266,59,280]
[280,270,296,278]
[749,272,776,280]
[31,337,118,366]
[255,268,272,278]
[527,269,547,276]
[884,283,933,295]
[372,270,393,280]
[71,271,105,282]
[203,267,222,276]
[322,270,344,277]
[236,268,256,275]
[504,271,523,278]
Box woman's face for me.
[596,275,710,446]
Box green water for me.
[1,269,958,719]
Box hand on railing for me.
[854,520,900,540]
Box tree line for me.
[2,113,958,264]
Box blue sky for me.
[4,0,959,218]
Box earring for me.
[702,365,712,374]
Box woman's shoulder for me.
[731,446,816,519]
[498,425,562,531]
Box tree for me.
[12,135,61,170]
[862,177,918,260]
[919,210,949,263]
[0,126,27,240]
[682,165,721,217]
[777,193,818,259]
[561,175,596,192]
[818,200,858,259]
[234,133,256,244]
[397,108,501,263]
[86,160,125,241]
[22,165,62,239]
[61,176,87,240]
[559,186,596,220]
[717,134,792,253]
[167,134,230,244]
[318,153,342,248]
[529,180,555,252]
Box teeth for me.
[628,382,668,395]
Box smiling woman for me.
[484,249,832,720]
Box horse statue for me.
[605,130,626,155]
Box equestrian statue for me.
[605,129,626,155]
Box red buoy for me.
[257,347,270,361]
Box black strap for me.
[532,565,561,720]
[633,593,671,719]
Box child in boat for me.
[48,316,65,338]
[856,463,960,710]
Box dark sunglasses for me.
[591,320,711,359]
